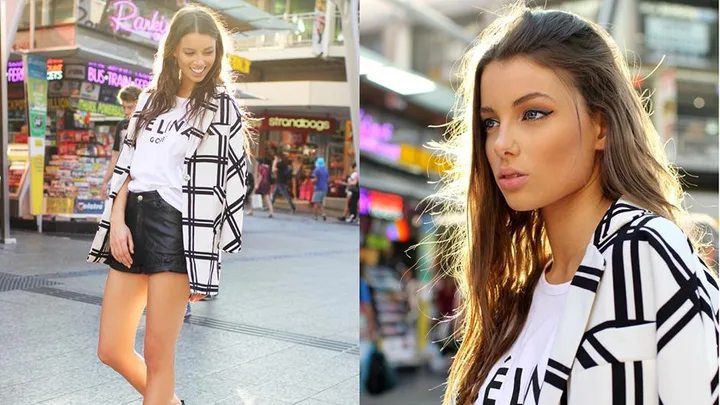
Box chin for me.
[501,192,543,212]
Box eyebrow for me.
[480,92,555,114]
[182,46,215,52]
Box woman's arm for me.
[642,218,719,404]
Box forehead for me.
[177,32,216,49]
[479,56,570,104]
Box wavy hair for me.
[132,4,253,152]
[434,5,692,404]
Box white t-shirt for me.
[474,269,571,405]
[128,97,191,212]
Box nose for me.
[490,125,517,158]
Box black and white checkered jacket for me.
[460,198,719,405]
[87,87,248,295]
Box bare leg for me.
[97,269,183,405]
[143,272,189,405]
[264,194,274,217]
[98,269,149,392]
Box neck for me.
[177,77,194,98]
[541,166,612,283]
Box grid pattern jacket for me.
[87,87,248,295]
[461,198,719,405]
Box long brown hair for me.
[435,5,691,404]
[132,5,237,139]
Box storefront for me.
[6,57,152,222]
[254,113,354,200]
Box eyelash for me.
[483,109,554,129]
[184,51,214,56]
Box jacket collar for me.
[538,197,651,404]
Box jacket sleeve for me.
[645,218,719,405]
[219,100,247,253]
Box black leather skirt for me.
[106,191,187,275]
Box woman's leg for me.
[264,194,274,217]
[97,269,149,392]
[143,272,189,405]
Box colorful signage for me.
[6,59,62,82]
[75,199,105,215]
[359,109,400,160]
[78,99,125,118]
[108,0,170,42]
[229,55,251,74]
[260,115,336,133]
[87,61,152,89]
[360,188,404,220]
[45,197,75,214]
[24,54,48,216]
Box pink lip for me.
[190,67,206,77]
[496,168,529,191]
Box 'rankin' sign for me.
[108,0,170,43]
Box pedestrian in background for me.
[311,157,329,221]
[255,157,274,218]
[436,5,719,405]
[87,5,250,405]
[101,84,141,200]
[271,152,296,213]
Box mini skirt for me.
[106,190,187,275]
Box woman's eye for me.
[523,109,552,121]
[184,52,194,56]
[483,118,499,129]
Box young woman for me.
[435,6,720,405]
[87,5,249,405]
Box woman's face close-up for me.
[479,56,605,212]
[173,32,217,85]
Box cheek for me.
[532,119,594,178]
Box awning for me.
[196,0,296,39]
[361,153,439,201]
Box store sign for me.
[8,99,25,111]
[78,99,125,117]
[65,65,87,80]
[86,61,151,89]
[48,97,73,110]
[359,109,400,160]
[108,0,170,42]
[261,115,336,133]
[361,189,404,220]
[6,59,63,82]
[229,55,251,74]
[45,197,75,214]
[75,199,105,214]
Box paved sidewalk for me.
[0,215,359,405]
[360,369,447,405]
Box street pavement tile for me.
[243,379,320,404]
[213,395,293,405]
[34,377,143,404]
[309,376,359,404]
[295,399,342,405]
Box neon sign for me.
[6,60,63,82]
[359,109,400,160]
[86,62,151,89]
[108,0,170,42]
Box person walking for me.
[311,157,329,221]
[255,157,274,218]
[271,152,296,213]
[87,5,250,405]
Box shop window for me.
[19,0,75,29]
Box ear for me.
[591,111,607,151]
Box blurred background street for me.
[357,0,718,403]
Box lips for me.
[190,66,206,76]
[497,168,529,191]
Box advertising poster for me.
[23,54,48,216]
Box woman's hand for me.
[110,221,134,267]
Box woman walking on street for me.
[255,157,275,218]
[437,5,719,405]
[87,5,249,405]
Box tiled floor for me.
[0,214,358,405]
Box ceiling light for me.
[366,66,437,96]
